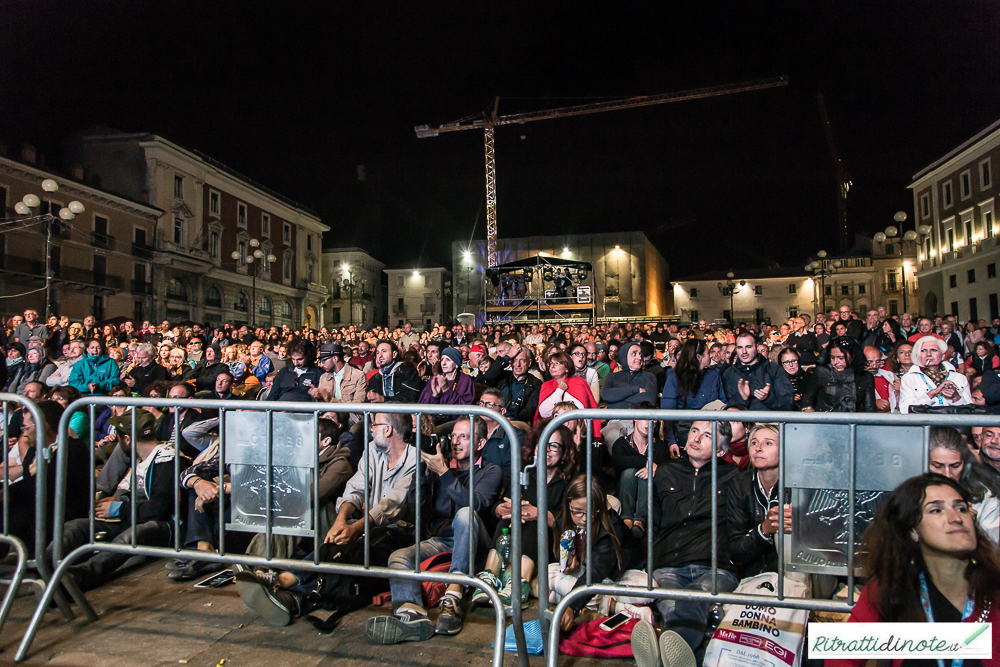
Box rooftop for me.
[675,266,808,282]
[911,117,1000,182]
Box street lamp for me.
[340,263,359,329]
[806,250,841,314]
[16,179,85,317]
[231,237,276,328]
[717,271,745,326]
[873,212,932,314]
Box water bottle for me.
[496,528,512,584]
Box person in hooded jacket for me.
[68,338,120,396]
[601,341,658,409]
[720,332,794,411]
[191,343,229,392]
[801,337,877,413]
[15,346,55,395]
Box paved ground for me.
[0,559,607,667]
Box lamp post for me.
[806,250,841,315]
[717,271,745,326]
[873,212,932,315]
[15,179,84,318]
[231,238,276,328]
[340,263,359,329]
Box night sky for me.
[2,2,998,278]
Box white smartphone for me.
[599,611,631,631]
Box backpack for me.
[559,617,639,658]
[418,551,453,608]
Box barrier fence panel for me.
[15,398,528,667]
[0,393,93,643]
[531,408,1000,667]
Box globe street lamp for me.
[806,250,841,314]
[16,179,85,317]
[231,238,276,328]
[341,263,359,329]
[717,271,745,326]
[873,212,932,314]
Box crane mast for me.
[415,76,789,267]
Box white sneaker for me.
[615,602,653,624]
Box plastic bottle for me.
[496,527,512,584]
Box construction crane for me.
[816,91,852,253]
[415,76,788,268]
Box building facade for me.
[66,131,329,329]
[672,269,817,325]
[452,231,671,320]
[385,266,451,330]
[911,119,1000,322]
[322,247,385,329]
[0,151,161,322]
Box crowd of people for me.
[4,305,1000,665]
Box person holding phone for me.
[899,335,973,413]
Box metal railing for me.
[531,408,1000,666]
[0,394,94,644]
[16,398,529,667]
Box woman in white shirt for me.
[898,335,972,413]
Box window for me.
[824,285,832,296]
[968,269,976,284]
[722,309,732,322]
[961,170,972,199]
[970,297,979,322]
[949,274,958,288]
[990,263,997,279]
[262,213,270,236]
[133,301,144,323]
[788,306,798,317]
[841,285,850,296]
[282,253,291,280]
[238,240,247,266]
[237,202,247,228]
[689,288,698,298]
[721,287,732,296]
[753,285,763,295]
[943,181,953,208]
[206,285,222,307]
[920,192,931,219]
[689,310,699,322]
[985,210,995,238]
[965,215,973,244]
[947,228,956,252]
[858,284,867,295]
[283,222,291,244]
[174,175,184,200]
[755,308,765,322]
[887,272,898,290]
[166,278,186,300]
[93,295,105,321]
[173,217,184,244]
[889,300,898,316]
[281,301,292,318]
[260,296,272,315]
[981,158,992,190]
[234,292,247,312]
[209,231,219,258]
[425,274,433,287]
[951,301,959,317]
[788,283,797,294]
[209,190,220,215]
[306,234,312,251]
[397,275,404,287]
[992,294,999,321]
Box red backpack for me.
[559,617,639,658]
[419,551,453,608]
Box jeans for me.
[52,517,172,591]
[652,564,738,653]
[617,469,652,524]
[387,507,490,609]
[184,488,230,548]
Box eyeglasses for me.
[568,508,587,518]
[371,422,391,431]
[571,351,586,357]
[546,442,562,452]
[478,400,500,409]
[781,360,798,367]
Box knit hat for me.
[441,347,463,367]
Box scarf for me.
[921,365,950,387]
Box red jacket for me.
[826,582,1000,667]
[535,376,601,433]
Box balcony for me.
[60,267,123,291]
[131,280,153,295]
[419,304,437,313]
[882,282,902,293]
[131,242,154,259]
[392,305,407,314]
[90,232,115,250]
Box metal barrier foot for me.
[0,537,28,640]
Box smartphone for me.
[599,612,631,631]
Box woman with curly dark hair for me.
[472,420,576,611]
[826,473,1000,667]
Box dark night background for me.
[2,2,998,278]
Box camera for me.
[421,432,452,460]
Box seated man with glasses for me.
[366,416,501,644]
[477,389,524,493]
[233,411,418,626]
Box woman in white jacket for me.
[898,335,972,413]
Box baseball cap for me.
[108,409,157,439]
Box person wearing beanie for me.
[419,346,475,411]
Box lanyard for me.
[919,372,948,406]
[919,572,975,667]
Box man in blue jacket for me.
[366,416,501,644]
[720,333,794,411]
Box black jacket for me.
[726,470,790,578]
[483,362,542,423]
[720,354,795,411]
[652,457,741,569]
[267,364,323,402]
[982,369,1000,414]
[801,366,877,413]
[192,361,229,391]
[367,361,421,403]
[127,362,170,396]
[785,332,818,366]
[610,434,672,476]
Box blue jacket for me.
[69,355,120,396]
[660,367,725,445]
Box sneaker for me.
[435,594,464,636]
[631,620,659,667]
[658,630,696,667]
[365,603,434,644]
[614,602,654,624]
[167,558,224,582]
[470,571,501,607]
[498,578,529,609]
[234,569,296,627]
[165,558,189,571]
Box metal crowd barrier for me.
[0,393,94,643]
[15,398,529,667]
[532,408,1000,666]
